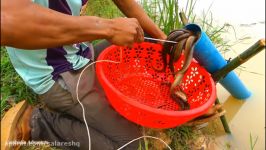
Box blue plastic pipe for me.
[185,24,252,100]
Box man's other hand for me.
[108,18,144,48]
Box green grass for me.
[140,0,233,54]
[166,126,198,150]
[86,0,123,18]
[1,47,37,118]
[249,133,258,150]
[140,126,200,150]
[140,0,184,35]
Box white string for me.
[117,135,172,150]
[76,60,120,150]
[76,48,172,150]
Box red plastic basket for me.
[96,42,216,128]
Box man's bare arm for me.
[112,0,167,40]
[1,0,143,49]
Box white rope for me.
[76,60,120,150]
[117,135,172,150]
[76,48,172,150]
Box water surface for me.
[178,0,265,149]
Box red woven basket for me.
[96,42,216,128]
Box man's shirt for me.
[6,0,92,94]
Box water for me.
[177,0,265,149]
[139,0,264,148]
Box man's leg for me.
[30,108,119,150]
[41,69,143,150]
[1,100,117,150]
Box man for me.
[1,0,166,149]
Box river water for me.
[177,0,265,149]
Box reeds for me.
[139,0,232,53]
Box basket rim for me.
[96,42,217,117]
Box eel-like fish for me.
[171,89,190,110]
[154,30,191,72]
[152,29,198,110]
[157,31,185,72]
[170,35,197,110]
[171,35,197,93]
[169,38,187,75]
[168,32,191,71]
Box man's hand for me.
[1,0,144,49]
[108,18,144,48]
